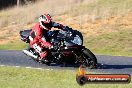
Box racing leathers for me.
[29,22,66,61]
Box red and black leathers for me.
[29,22,65,60]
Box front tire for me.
[81,48,97,69]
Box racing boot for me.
[39,51,51,65]
[39,51,48,63]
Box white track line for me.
[0,65,53,71]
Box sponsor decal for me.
[76,65,131,85]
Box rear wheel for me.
[41,60,51,66]
[81,48,97,69]
[42,52,53,66]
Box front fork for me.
[73,46,87,63]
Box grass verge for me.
[84,29,132,56]
[0,66,131,88]
[0,40,27,50]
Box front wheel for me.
[81,48,97,69]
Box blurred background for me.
[0,0,132,56]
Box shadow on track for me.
[49,63,132,69]
[48,63,80,68]
[98,63,132,69]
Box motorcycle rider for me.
[23,13,69,62]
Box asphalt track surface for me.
[0,50,132,75]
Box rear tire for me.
[43,61,51,66]
[81,48,97,69]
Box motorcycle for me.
[19,28,97,69]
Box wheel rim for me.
[82,54,95,68]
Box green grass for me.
[0,66,131,88]
[0,40,27,50]
[84,29,132,56]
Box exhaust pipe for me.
[23,50,38,59]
